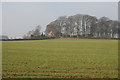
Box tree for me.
[23,25,42,39]
[74,14,83,37]
[45,14,119,38]
[33,25,41,36]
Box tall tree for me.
[45,14,118,38]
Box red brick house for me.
[48,31,55,37]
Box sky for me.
[2,2,118,38]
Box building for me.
[48,31,55,37]
[0,35,9,40]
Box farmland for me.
[2,39,118,78]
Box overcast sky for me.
[2,2,118,38]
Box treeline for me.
[23,25,46,39]
[45,14,120,38]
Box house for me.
[48,31,55,37]
[70,33,84,37]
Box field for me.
[2,39,118,78]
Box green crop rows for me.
[2,39,118,78]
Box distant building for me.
[48,31,55,37]
[0,35,9,40]
[70,33,77,37]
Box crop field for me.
[2,39,118,78]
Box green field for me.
[2,39,118,78]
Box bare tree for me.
[33,25,41,36]
[45,14,118,38]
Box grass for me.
[2,39,118,78]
